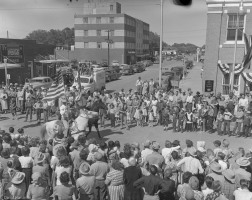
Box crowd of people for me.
[2,76,252,138]
[0,127,251,200]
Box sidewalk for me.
[179,61,203,93]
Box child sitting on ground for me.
[213,140,222,156]
[9,127,15,140]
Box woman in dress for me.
[142,81,149,95]
[0,89,8,113]
[105,160,125,200]
[151,96,158,119]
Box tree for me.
[149,31,169,54]
[25,28,74,46]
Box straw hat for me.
[189,176,199,190]
[222,169,235,184]
[11,172,25,184]
[210,162,222,173]
[236,157,250,167]
[36,153,45,164]
[79,162,90,175]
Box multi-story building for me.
[203,0,252,95]
[72,0,149,64]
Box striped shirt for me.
[105,169,124,186]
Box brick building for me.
[203,0,252,95]
[0,38,54,84]
[56,0,150,64]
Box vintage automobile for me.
[171,66,187,80]
[24,77,53,89]
[133,63,145,73]
[105,68,120,82]
[120,64,134,75]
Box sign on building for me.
[205,80,214,92]
[1,45,24,64]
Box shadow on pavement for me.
[0,117,9,121]
[22,123,42,129]
[86,128,124,142]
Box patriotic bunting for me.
[43,69,65,101]
[243,72,252,83]
[217,60,243,74]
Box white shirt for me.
[18,156,33,168]
[233,188,252,200]
[186,95,193,103]
[141,148,153,163]
[136,80,142,86]
[162,146,180,164]
[218,160,227,171]
[177,156,204,174]
[202,188,213,200]
[60,104,67,115]
[238,98,248,108]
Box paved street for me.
[0,60,251,152]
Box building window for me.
[84,30,88,36]
[222,73,240,95]
[109,17,114,24]
[227,14,244,41]
[84,42,89,48]
[110,5,113,11]
[97,30,101,36]
[96,17,101,24]
[83,17,88,24]
[97,42,102,49]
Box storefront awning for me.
[243,72,252,83]
[217,60,243,74]
[0,63,22,69]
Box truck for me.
[71,68,106,93]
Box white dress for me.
[151,100,158,117]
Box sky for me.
[0,0,207,46]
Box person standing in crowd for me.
[17,86,24,114]
[149,78,155,95]
[136,77,143,94]
[0,88,8,114]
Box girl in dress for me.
[126,108,131,125]
[141,102,148,124]
[148,109,154,127]
[134,106,141,126]
[139,110,144,127]
[151,96,158,119]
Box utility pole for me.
[7,31,9,39]
[159,0,163,87]
[105,30,113,66]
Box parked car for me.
[24,76,53,89]
[132,63,144,73]
[105,68,120,82]
[112,60,120,67]
[120,64,134,75]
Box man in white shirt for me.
[233,179,252,200]
[136,77,143,94]
[177,148,204,175]
[141,140,153,163]
[162,140,180,164]
[238,94,248,110]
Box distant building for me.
[0,38,54,84]
[56,0,150,64]
[203,0,252,95]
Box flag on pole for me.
[242,34,252,70]
[43,69,65,101]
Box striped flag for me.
[244,33,250,55]
[43,69,65,101]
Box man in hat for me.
[234,157,251,187]
[76,162,95,200]
[222,169,236,200]
[145,142,165,171]
[177,148,204,175]
[207,162,225,185]
[89,152,109,200]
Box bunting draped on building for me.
[43,69,65,101]
[217,60,243,74]
[243,72,252,83]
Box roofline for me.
[206,0,252,4]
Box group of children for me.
[216,106,252,137]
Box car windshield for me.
[30,79,44,83]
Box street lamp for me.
[230,2,244,93]
[159,0,164,87]
[3,58,8,86]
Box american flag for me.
[43,69,65,101]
